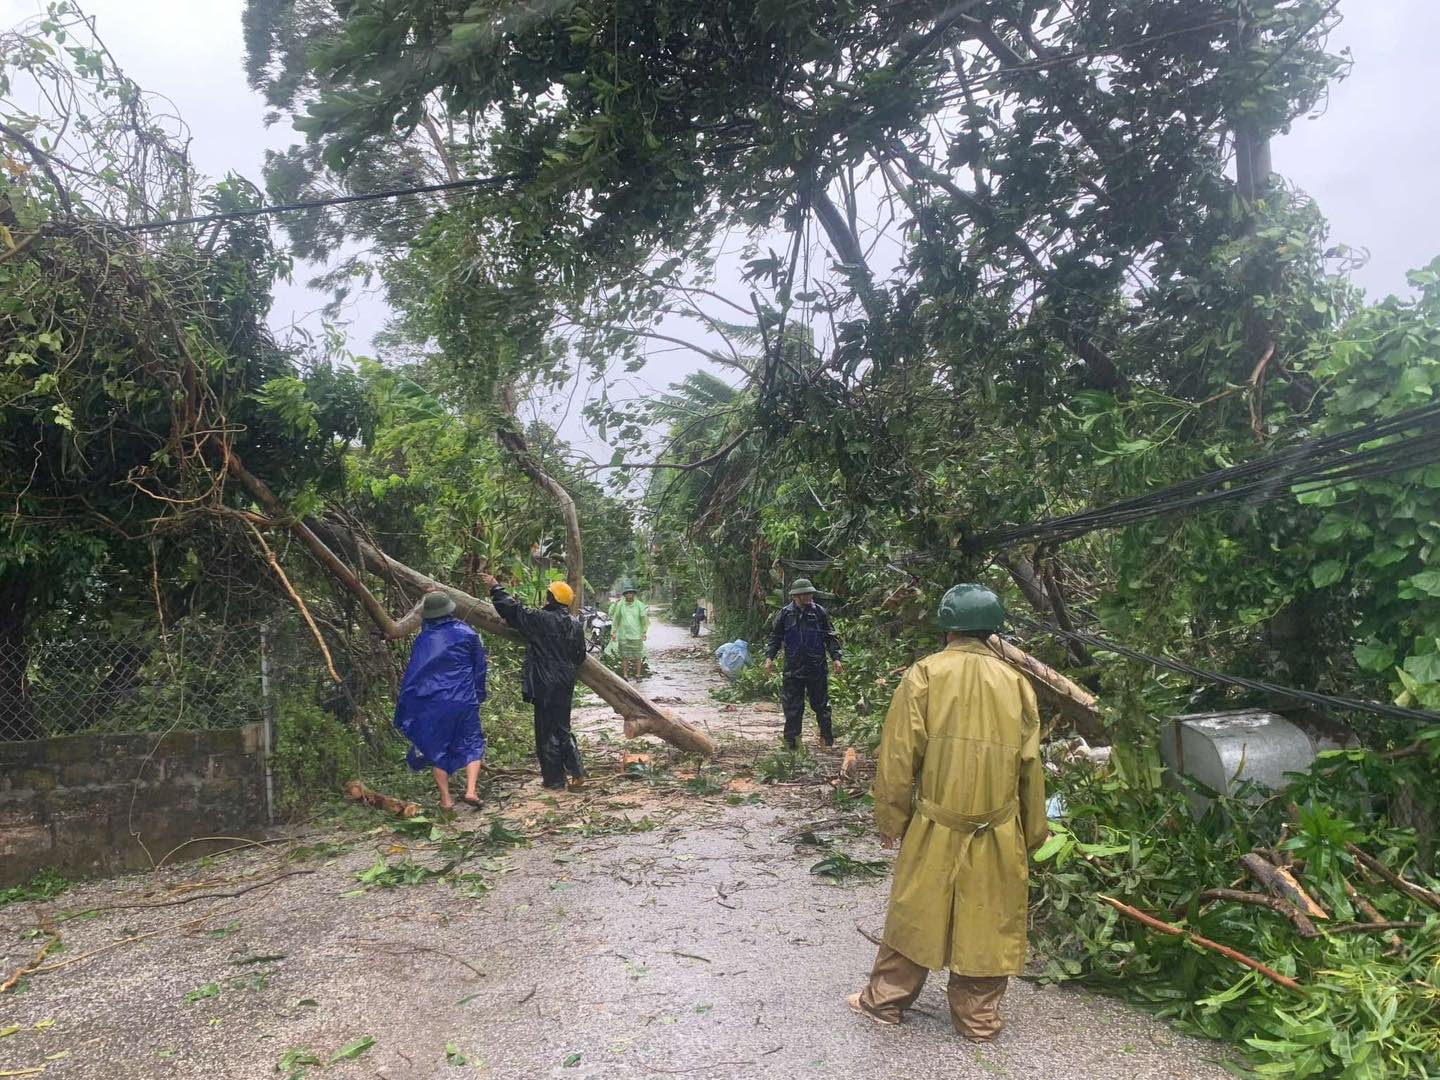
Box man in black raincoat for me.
[481,574,587,790]
[765,578,842,749]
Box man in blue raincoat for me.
[394,591,488,810]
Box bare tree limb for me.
[587,431,745,474]
[496,387,583,613]
[810,187,879,317]
[238,516,342,686]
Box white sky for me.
[4,0,1438,457]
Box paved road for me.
[0,627,1234,1079]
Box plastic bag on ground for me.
[715,639,751,679]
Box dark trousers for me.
[782,663,832,744]
[532,684,584,788]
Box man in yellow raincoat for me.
[848,583,1046,1041]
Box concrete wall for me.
[0,725,267,887]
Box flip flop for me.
[461,794,483,809]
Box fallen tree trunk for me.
[985,634,1104,742]
[318,521,718,758]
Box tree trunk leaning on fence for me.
[220,450,716,757]
[316,521,718,758]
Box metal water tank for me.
[1159,709,1316,817]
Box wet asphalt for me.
[0,618,1233,1079]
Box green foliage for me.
[809,850,888,882]
[1032,756,1440,1078]
[0,868,68,907]
[754,746,815,784]
[270,692,357,814]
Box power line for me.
[803,553,1440,727]
[120,173,522,233]
[1009,613,1440,727]
[967,403,1440,552]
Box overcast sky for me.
[4,0,1437,449]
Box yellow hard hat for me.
[547,580,575,606]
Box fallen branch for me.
[1345,843,1440,913]
[1326,920,1428,934]
[854,923,884,947]
[985,634,1103,741]
[1249,339,1276,441]
[85,870,314,912]
[1345,879,1405,954]
[0,934,60,994]
[1239,852,1329,919]
[1097,894,1305,993]
[17,910,231,986]
[240,517,342,685]
[1181,888,1319,938]
[345,779,421,818]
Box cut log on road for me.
[985,635,1104,742]
[346,779,421,818]
[319,521,718,758]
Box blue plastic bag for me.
[715,639,751,679]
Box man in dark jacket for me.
[765,578,842,749]
[481,574,587,790]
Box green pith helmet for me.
[788,578,817,597]
[620,580,637,594]
[422,591,457,619]
[937,584,1004,634]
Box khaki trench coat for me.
[873,638,1046,976]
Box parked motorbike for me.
[580,607,612,654]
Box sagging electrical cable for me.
[119,173,523,233]
[968,402,1440,552]
[1008,613,1440,727]
[850,557,1440,728]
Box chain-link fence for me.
[0,622,264,742]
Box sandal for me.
[461,794,483,809]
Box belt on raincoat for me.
[915,796,1019,890]
[916,796,1017,835]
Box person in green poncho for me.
[609,583,649,681]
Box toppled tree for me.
[0,10,713,756]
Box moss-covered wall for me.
[0,725,267,886]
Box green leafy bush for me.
[1031,749,1440,1078]
[270,691,359,813]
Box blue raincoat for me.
[393,616,488,773]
